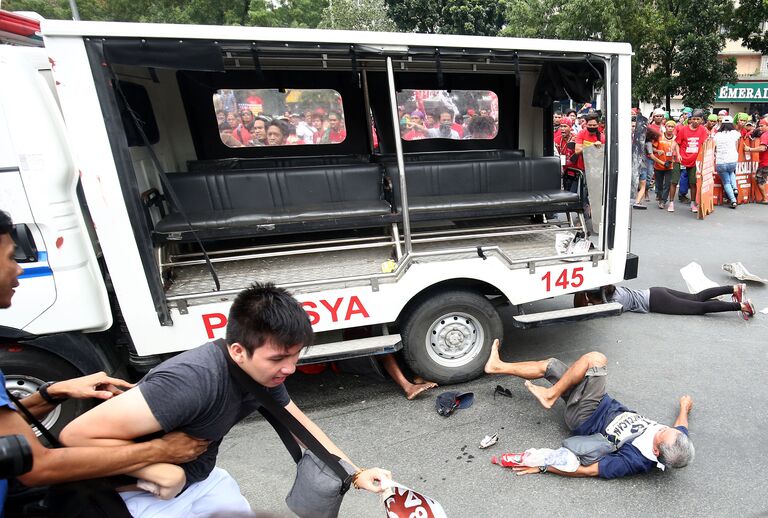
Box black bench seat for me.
[385,156,581,222]
[152,163,392,242]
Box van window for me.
[396,90,499,141]
[213,89,346,147]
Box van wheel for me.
[0,344,92,441]
[400,290,503,385]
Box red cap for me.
[560,118,573,127]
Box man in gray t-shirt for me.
[138,342,290,485]
[61,283,392,517]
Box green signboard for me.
[716,83,768,102]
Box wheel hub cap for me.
[427,312,483,365]
[5,375,62,434]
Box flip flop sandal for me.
[493,385,513,399]
[480,433,499,449]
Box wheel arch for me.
[1,332,118,378]
[395,277,506,326]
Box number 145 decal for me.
[541,267,584,292]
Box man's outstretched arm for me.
[674,395,693,429]
[0,406,206,487]
[512,463,599,477]
[19,372,134,420]
[60,387,200,498]
[285,401,392,493]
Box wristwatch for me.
[538,465,548,473]
[39,381,67,405]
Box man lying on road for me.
[61,282,391,517]
[484,340,694,478]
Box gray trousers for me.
[544,358,608,431]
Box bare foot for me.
[484,339,503,374]
[524,380,556,409]
[405,381,438,400]
[413,375,426,384]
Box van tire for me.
[400,290,503,385]
[0,344,93,442]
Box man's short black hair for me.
[0,211,12,236]
[584,113,600,122]
[565,109,577,116]
[226,283,314,355]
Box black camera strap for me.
[6,390,62,448]
[213,340,354,493]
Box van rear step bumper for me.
[512,302,623,329]
[298,334,402,365]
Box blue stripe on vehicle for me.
[19,266,53,279]
[38,251,47,262]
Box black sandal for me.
[493,385,513,399]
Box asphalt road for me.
[218,202,768,518]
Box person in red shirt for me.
[675,110,709,213]
[326,111,346,143]
[744,118,768,204]
[402,110,429,141]
[648,108,665,134]
[704,114,718,136]
[736,113,751,137]
[572,113,605,173]
[553,111,563,142]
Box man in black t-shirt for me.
[61,283,392,517]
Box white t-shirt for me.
[713,130,740,164]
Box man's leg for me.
[484,339,550,379]
[524,351,607,409]
[688,164,698,208]
[649,287,741,315]
[379,354,437,400]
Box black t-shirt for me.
[139,342,291,484]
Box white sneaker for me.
[667,201,674,212]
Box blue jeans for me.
[716,162,738,203]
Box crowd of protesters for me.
[399,107,498,141]
[217,108,347,148]
[554,105,768,213]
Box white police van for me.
[0,10,636,432]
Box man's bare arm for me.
[285,401,391,493]
[512,463,599,477]
[60,387,201,497]
[674,395,693,428]
[0,407,204,487]
[19,372,134,420]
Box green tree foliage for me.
[4,0,327,27]
[318,0,396,31]
[728,0,768,55]
[385,0,504,36]
[248,0,328,28]
[502,0,737,109]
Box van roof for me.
[40,20,632,56]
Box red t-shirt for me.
[573,129,605,171]
[759,131,768,167]
[675,124,709,167]
[648,123,662,134]
[329,129,346,143]
[403,130,427,141]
